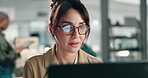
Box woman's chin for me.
[67,47,80,53]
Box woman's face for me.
[54,9,86,53]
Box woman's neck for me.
[55,45,78,64]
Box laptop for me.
[48,62,148,78]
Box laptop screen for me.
[48,62,148,78]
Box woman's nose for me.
[71,28,80,38]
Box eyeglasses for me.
[58,24,90,35]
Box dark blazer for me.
[23,45,102,78]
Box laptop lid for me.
[48,62,148,78]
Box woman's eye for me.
[62,25,72,32]
[79,25,87,29]
[63,25,71,29]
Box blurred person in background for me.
[0,12,23,78]
[23,0,103,78]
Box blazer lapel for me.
[78,49,89,64]
[43,45,58,78]
[44,46,58,69]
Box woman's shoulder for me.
[25,53,45,65]
[80,49,103,63]
[86,53,103,63]
[26,49,52,64]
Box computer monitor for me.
[48,62,148,78]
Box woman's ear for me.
[48,24,54,36]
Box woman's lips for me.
[69,42,79,47]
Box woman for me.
[0,12,22,78]
[23,0,102,78]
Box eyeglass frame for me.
[57,24,90,35]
